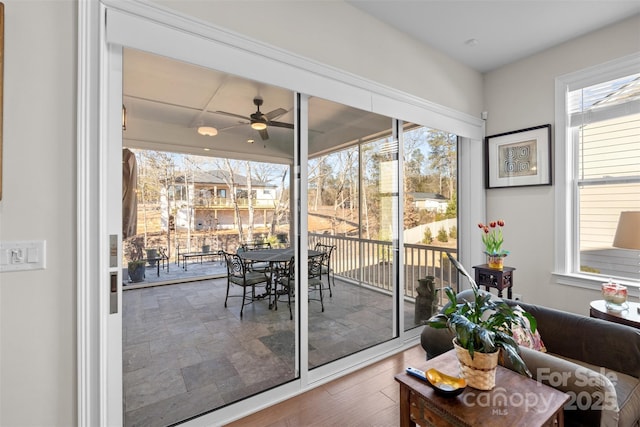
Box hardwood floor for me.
[225,344,427,427]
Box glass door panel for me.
[401,123,458,331]
[121,49,298,425]
[307,96,399,368]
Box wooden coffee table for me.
[395,350,569,427]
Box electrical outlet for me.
[512,293,523,301]
[0,240,46,272]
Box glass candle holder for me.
[602,281,628,311]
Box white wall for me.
[153,0,484,118]
[483,14,640,314]
[0,1,77,426]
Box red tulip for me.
[483,226,489,234]
[489,221,497,228]
[497,219,505,227]
[478,223,484,228]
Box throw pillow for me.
[511,305,547,352]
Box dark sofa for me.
[420,289,640,427]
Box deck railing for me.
[308,233,458,304]
[193,197,276,208]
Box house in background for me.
[408,192,449,213]
[162,169,279,231]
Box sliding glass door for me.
[307,96,400,369]
[98,6,483,425]
[401,124,458,332]
[121,49,300,425]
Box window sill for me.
[553,271,640,290]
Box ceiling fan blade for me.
[258,128,269,140]
[268,120,294,129]
[265,108,287,121]
[213,110,250,121]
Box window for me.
[555,54,640,285]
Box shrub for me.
[437,226,448,242]
[423,227,433,244]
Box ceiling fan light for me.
[251,121,267,131]
[197,126,218,136]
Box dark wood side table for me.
[395,350,568,427]
[589,300,640,329]
[473,264,515,299]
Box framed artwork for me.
[485,124,552,189]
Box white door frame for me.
[77,1,486,425]
[78,1,125,424]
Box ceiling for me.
[123,49,299,163]
[123,49,390,163]
[123,2,639,161]
[348,1,640,73]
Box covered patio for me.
[123,273,428,425]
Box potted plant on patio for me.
[125,235,146,283]
[145,248,158,267]
[427,253,535,390]
[201,236,211,254]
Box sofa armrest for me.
[511,301,640,379]
[502,347,620,427]
[420,324,454,360]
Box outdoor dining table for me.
[238,248,323,309]
[238,247,322,264]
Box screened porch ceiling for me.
[123,48,393,164]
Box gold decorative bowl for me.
[426,368,466,397]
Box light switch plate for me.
[0,240,46,272]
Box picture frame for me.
[485,124,552,189]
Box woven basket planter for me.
[453,339,499,390]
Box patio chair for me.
[221,251,271,318]
[236,244,270,274]
[314,243,336,297]
[308,252,325,312]
[279,253,326,320]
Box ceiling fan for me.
[215,96,293,140]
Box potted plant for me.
[145,248,158,267]
[478,219,509,269]
[427,253,535,390]
[201,236,210,254]
[202,214,218,253]
[124,235,146,283]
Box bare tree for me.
[136,151,178,257]
[308,156,331,211]
[270,168,288,235]
[428,130,457,199]
[222,158,244,242]
[245,161,254,242]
